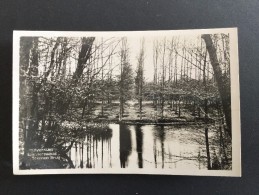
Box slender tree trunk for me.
[161,39,166,119]
[205,126,211,170]
[174,52,178,84]
[178,98,181,117]
[153,40,159,111]
[139,82,143,120]
[203,50,211,170]
[119,54,123,121]
[101,38,104,117]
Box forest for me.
[19,33,232,170]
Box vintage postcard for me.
[13,28,241,176]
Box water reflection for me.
[70,127,112,169]
[153,125,165,168]
[135,125,143,168]
[119,124,132,168]
[68,124,207,170]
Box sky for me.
[37,33,225,82]
[93,34,206,82]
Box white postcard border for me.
[13,28,241,176]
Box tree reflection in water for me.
[64,124,218,170]
[119,124,132,168]
[70,126,113,168]
[153,125,165,168]
[135,125,143,168]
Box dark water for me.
[68,124,208,170]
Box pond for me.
[68,124,210,170]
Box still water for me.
[68,124,208,170]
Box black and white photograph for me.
[13,28,240,176]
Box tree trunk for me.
[27,37,39,149]
[178,98,181,117]
[203,50,211,170]
[205,126,211,170]
[202,34,231,137]
[20,37,33,158]
[58,37,95,115]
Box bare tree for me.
[153,40,159,110]
[202,34,231,137]
[135,38,145,120]
[119,37,133,121]
[160,38,167,119]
